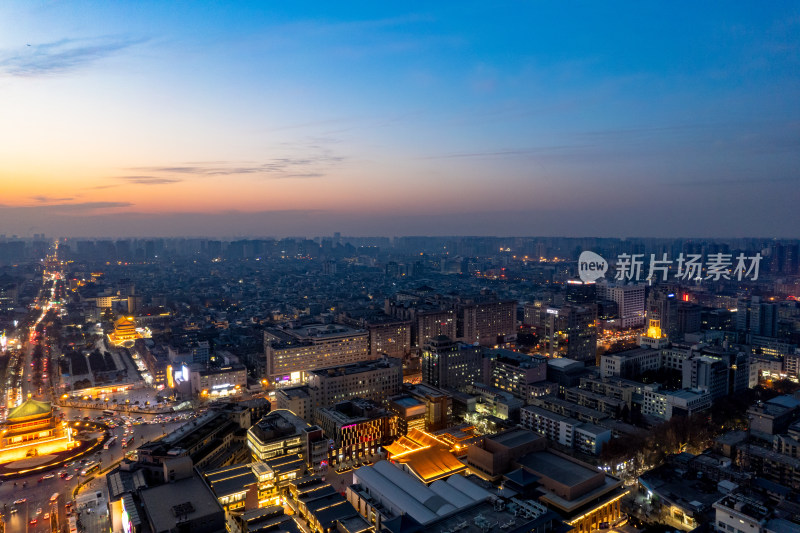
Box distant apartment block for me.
[457,298,516,346]
[520,405,612,456]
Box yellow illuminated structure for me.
[0,399,75,464]
[639,318,669,349]
[646,319,663,339]
[385,428,466,484]
[108,316,142,347]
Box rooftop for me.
[138,475,223,532]
[546,358,582,370]
[490,428,544,449]
[393,396,424,408]
[310,357,397,378]
[6,398,52,420]
[249,409,310,443]
[517,451,600,487]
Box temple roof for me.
[115,316,135,327]
[7,399,52,420]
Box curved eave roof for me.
[7,399,52,420]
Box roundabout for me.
[0,401,109,479]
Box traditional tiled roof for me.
[7,399,51,420]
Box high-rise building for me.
[366,317,412,358]
[415,308,457,347]
[565,280,597,306]
[736,296,779,338]
[646,288,678,339]
[676,303,702,335]
[246,409,312,463]
[482,349,548,400]
[544,305,597,363]
[421,335,483,390]
[605,284,645,328]
[457,298,517,346]
[682,356,729,401]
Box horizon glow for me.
[0,2,798,238]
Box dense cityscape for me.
[0,235,798,533]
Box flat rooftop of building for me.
[576,423,611,436]
[767,395,800,410]
[523,405,571,423]
[490,428,544,449]
[249,409,310,442]
[743,444,800,467]
[607,348,657,359]
[568,388,626,406]
[419,499,562,533]
[278,386,311,399]
[317,400,389,425]
[546,358,582,369]
[764,518,800,533]
[393,396,424,408]
[517,451,599,487]
[409,383,450,399]
[291,323,366,338]
[535,397,608,421]
[197,364,246,376]
[666,389,706,400]
[138,475,222,532]
[714,493,770,519]
[485,348,547,367]
[310,358,396,377]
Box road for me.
[0,407,187,533]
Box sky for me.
[0,2,798,239]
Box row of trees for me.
[601,412,715,472]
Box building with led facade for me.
[315,399,398,467]
[0,398,74,463]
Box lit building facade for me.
[263,324,369,386]
[246,410,310,463]
[0,399,74,463]
[315,399,399,466]
[190,364,248,397]
[421,335,483,390]
[457,299,517,346]
[108,316,142,347]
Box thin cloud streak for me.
[128,155,344,179]
[0,36,147,76]
[116,176,183,185]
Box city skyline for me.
[1,2,799,238]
